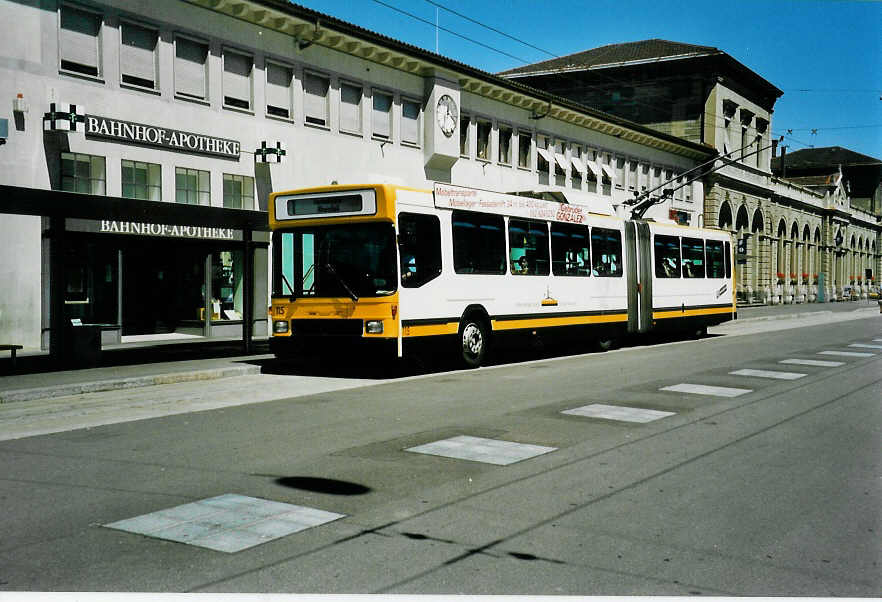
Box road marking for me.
[729,368,807,380]
[848,343,882,349]
[780,358,844,367]
[659,383,752,397]
[818,350,875,358]
[104,494,344,553]
[562,404,675,423]
[405,435,556,465]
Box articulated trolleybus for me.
[268,182,735,367]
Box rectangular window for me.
[266,61,293,119]
[509,219,549,276]
[615,157,625,189]
[476,119,491,161]
[61,152,105,195]
[682,237,705,278]
[584,149,598,194]
[459,114,470,157]
[518,131,531,168]
[60,3,101,77]
[223,174,255,210]
[121,160,161,201]
[601,153,613,196]
[627,160,638,191]
[303,71,329,126]
[175,36,208,100]
[120,21,157,89]
[398,213,442,287]
[537,135,550,184]
[498,124,512,165]
[706,239,725,278]
[372,90,392,139]
[571,146,583,189]
[554,140,566,185]
[401,98,421,145]
[175,167,209,205]
[639,163,650,192]
[655,234,681,278]
[551,223,590,276]
[223,49,252,110]
[452,210,505,274]
[340,82,363,133]
[591,228,623,277]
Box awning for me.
[570,157,586,175]
[554,153,568,171]
[583,159,602,178]
[536,148,552,163]
[601,163,616,183]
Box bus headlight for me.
[273,320,290,334]
[365,320,384,334]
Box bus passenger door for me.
[625,221,653,334]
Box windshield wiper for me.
[281,272,296,295]
[325,262,359,302]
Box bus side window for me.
[654,234,681,278]
[509,218,550,276]
[398,212,442,288]
[682,237,705,278]
[551,223,590,277]
[706,240,724,278]
[592,227,623,277]
[452,210,505,275]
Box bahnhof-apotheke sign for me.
[85,115,240,159]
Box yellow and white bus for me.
[268,182,735,367]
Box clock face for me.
[436,94,458,137]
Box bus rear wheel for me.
[459,318,489,368]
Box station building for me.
[0,0,715,357]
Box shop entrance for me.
[121,241,206,336]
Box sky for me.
[292,0,882,160]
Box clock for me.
[436,94,458,137]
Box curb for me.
[0,364,261,404]
[735,306,879,324]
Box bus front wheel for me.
[459,317,489,368]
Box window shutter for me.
[61,5,100,73]
[340,83,362,132]
[303,72,329,124]
[121,22,157,85]
[401,100,419,144]
[175,38,207,99]
[372,92,392,138]
[224,51,252,106]
[266,63,292,115]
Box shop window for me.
[401,98,421,146]
[372,90,392,139]
[120,20,157,89]
[591,227,623,277]
[509,219,549,276]
[706,240,725,278]
[682,237,705,278]
[60,3,102,77]
[303,71,329,126]
[223,174,254,209]
[175,167,209,205]
[551,223,590,276]
[398,213,442,287]
[517,131,531,168]
[175,36,208,101]
[476,119,491,161]
[61,152,105,195]
[265,61,293,119]
[340,82,363,133]
[121,160,161,201]
[452,210,505,274]
[654,234,681,278]
[212,251,244,321]
[223,49,253,110]
[459,114,470,157]
[498,124,512,165]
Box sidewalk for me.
[0,301,878,404]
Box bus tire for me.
[459,316,489,368]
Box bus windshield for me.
[274,222,397,299]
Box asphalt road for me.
[1,315,880,595]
